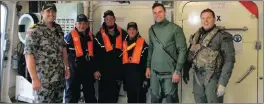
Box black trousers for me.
[98,75,121,103]
[65,58,97,103]
[124,67,147,103]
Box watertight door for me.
[180,1,260,103]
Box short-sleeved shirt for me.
[24,21,66,83]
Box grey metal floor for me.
[78,82,152,103]
[11,97,28,103]
[12,82,153,103]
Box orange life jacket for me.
[71,29,94,57]
[100,26,122,52]
[122,37,145,64]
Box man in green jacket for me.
[145,2,187,103]
[183,8,235,103]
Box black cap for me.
[42,3,57,12]
[76,14,88,22]
[103,10,115,18]
[127,22,138,30]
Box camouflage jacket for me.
[24,21,65,83]
[189,26,236,87]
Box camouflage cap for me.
[42,3,57,12]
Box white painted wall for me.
[1,1,29,102]
[255,1,263,103]
[1,1,17,102]
[0,0,263,103]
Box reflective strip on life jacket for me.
[123,41,129,64]
[71,29,94,57]
[100,26,122,52]
[122,37,144,64]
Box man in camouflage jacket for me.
[24,3,70,103]
[183,8,235,103]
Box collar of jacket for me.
[125,32,140,42]
[39,20,56,28]
[74,27,91,41]
[155,18,169,27]
[200,24,216,34]
[74,27,90,34]
[102,22,121,37]
[37,20,59,32]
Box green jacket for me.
[147,19,187,74]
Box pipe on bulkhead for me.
[89,1,93,33]
[83,1,89,18]
[83,1,93,33]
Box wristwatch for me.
[175,70,181,75]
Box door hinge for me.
[255,41,261,50]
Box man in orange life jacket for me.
[93,10,127,103]
[64,14,97,103]
[121,22,149,103]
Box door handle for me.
[259,77,263,80]
[219,26,248,31]
[236,65,256,83]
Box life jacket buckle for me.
[85,54,90,61]
[129,57,132,62]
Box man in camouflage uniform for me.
[183,8,235,103]
[24,3,70,103]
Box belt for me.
[153,70,171,76]
[193,66,215,88]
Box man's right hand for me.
[94,71,101,80]
[145,68,151,79]
[32,79,41,91]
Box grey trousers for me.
[150,70,179,103]
[193,70,224,103]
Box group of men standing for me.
[24,2,235,103]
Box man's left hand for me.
[216,84,225,97]
[172,72,180,83]
[65,68,70,79]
